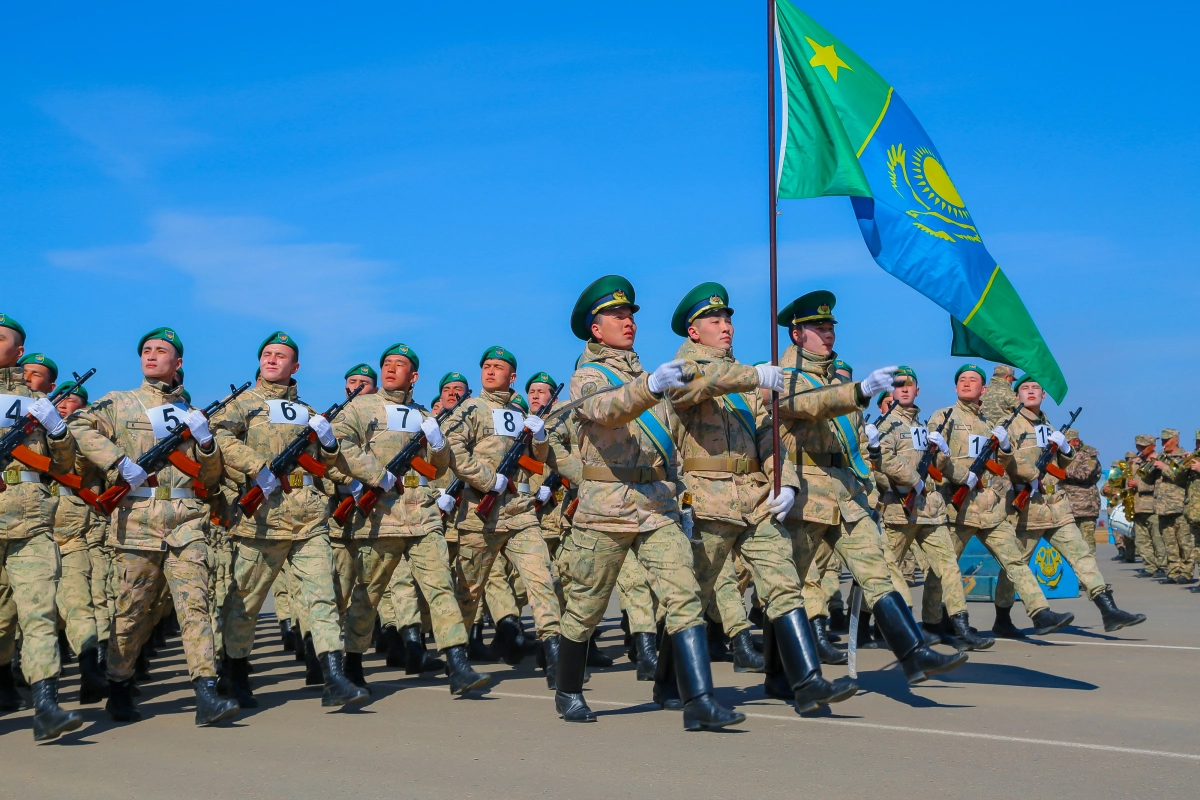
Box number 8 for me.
[503,412,515,432]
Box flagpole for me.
[767,0,782,496]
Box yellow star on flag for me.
[805,36,852,81]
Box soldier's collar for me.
[256,377,298,401]
[381,387,412,404]
[142,376,182,400]
[0,365,25,389]
[481,388,514,404]
[678,339,732,361]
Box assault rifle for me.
[474,383,564,521]
[238,385,363,516]
[534,471,569,512]
[96,381,251,515]
[903,416,953,513]
[949,406,1022,510]
[1013,407,1083,511]
[439,477,466,520]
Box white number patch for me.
[910,426,929,451]
[1034,425,1052,448]
[0,395,32,428]
[967,434,988,458]
[268,400,310,426]
[147,403,188,439]
[384,404,423,433]
[492,408,524,438]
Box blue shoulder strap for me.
[720,392,757,441]
[789,371,871,481]
[581,363,674,464]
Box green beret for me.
[524,371,556,393]
[439,372,469,390]
[177,368,184,382]
[894,365,917,384]
[258,331,297,357]
[510,394,529,413]
[571,275,639,341]
[954,363,986,383]
[379,343,419,371]
[0,313,25,342]
[432,394,442,407]
[480,345,516,369]
[777,290,836,327]
[1014,374,1041,391]
[833,359,853,376]
[181,388,193,404]
[70,385,89,404]
[875,391,891,409]
[138,326,183,356]
[345,363,378,383]
[671,282,733,337]
[17,353,58,381]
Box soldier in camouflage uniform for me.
[1142,428,1192,583]
[1129,434,1166,577]
[980,363,1017,423]
[1185,431,1200,591]
[774,291,966,686]
[211,331,367,709]
[995,376,1144,631]
[71,326,238,727]
[329,342,488,695]
[553,275,744,730]
[1061,428,1102,557]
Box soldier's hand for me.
[436,489,456,514]
[965,471,979,490]
[754,364,783,393]
[536,485,552,504]
[647,360,689,394]
[1029,478,1041,496]
[991,425,1010,451]
[1190,463,1200,473]
[308,414,336,448]
[859,366,899,397]
[1049,430,1070,453]
[1153,460,1167,471]
[378,471,398,491]
[255,467,281,497]
[928,430,950,456]
[865,423,880,448]
[29,398,66,437]
[183,409,213,446]
[492,473,509,494]
[117,456,149,489]
[421,416,446,449]
[910,479,926,496]
[348,479,364,502]
[523,414,546,441]
[765,486,796,521]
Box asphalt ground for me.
[2,541,1198,799]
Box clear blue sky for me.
[2,1,1196,465]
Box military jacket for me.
[445,388,548,534]
[71,377,222,550]
[980,376,1017,425]
[0,367,75,541]
[1149,450,1188,516]
[1183,457,1200,523]
[928,400,1014,529]
[876,404,948,526]
[535,416,582,539]
[668,340,796,527]
[50,430,106,555]
[1128,455,1158,516]
[330,386,452,538]
[1061,442,1101,519]
[210,378,342,541]
[1004,408,1074,531]
[775,346,871,526]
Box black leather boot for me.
[632,632,657,681]
[372,616,384,654]
[729,630,765,673]
[31,678,83,741]
[992,605,1025,638]
[923,607,958,646]
[673,626,746,731]
[761,612,791,699]
[495,615,541,666]
[554,636,595,722]
[97,639,108,670]
[280,619,295,652]
[134,648,151,681]
[319,652,369,707]
[193,677,239,726]
[873,591,967,685]
[304,634,322,686]
[383,625,405,668]
[106,678,140,722]
[293,623,307,662]
[706,621,731,662]
[399,624,444,675]
[0,663,25,712]
[78,647,110,705]
[1031,608,1075,635]
[856,611,883,648]
[586,629,614,668]
[151,620,167,649]
[811,616,847,665]
[950,612,995,651]
[620,610,633,652]
[541,635,560,689]
[467,622,498,662]
[652,625,682,710]
[443,645,491,695]
[829,606,848,634]
[774,609,858,713]
[1094,589,1146,632]
[344,652,370,692]
[228,656,258,708]
[58,630,71,666]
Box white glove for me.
[1049,430,1070,453]
[1029,478,1040,497]
[378,471,397,491]
[421,416,446,449]
[909,479,926,496]
[255,467,281,498]
[117,456,149,489]
[647,359,688,394]
[492,473,509,494]
[965,471,979,490]
[348,479,364,502]
[754,364,783,393]
[183,409,213,446]
[436,489,456,514]
[308,414,336,448]
[928,430,950,456]
[536,485,552,504]
[765,486,796,522]
[524,414,546,441]
[29,398,66,437]
[859,366,899,397]
[991,426,1010,451]
[865,423,880,449]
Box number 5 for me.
[162,406,181,429]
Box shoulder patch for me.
[582,383,598,397]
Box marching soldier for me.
[70,327,238,726]
[1143,429,1191,583]
[438,372,471,411]
[344,363,378,397]
[1129,435,1166,578]
[980,364,1016,423]
[1185,431,1200,590]
[1061,428,1103,557]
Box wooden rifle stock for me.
[1013,407,1083,511]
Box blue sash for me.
[581,363,674,465]
[789,371,871,481]
[720,392,757,441]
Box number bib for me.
[1034,425,1052,448]
[268,400,310,426]
[146,403,188,439]
[384,405,422,433]
[0,395,32,428]
[909,426,929,451]
[967,434,988,458]
[492,408,524,438]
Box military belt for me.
[516,482,532,494]
[2,469,41,485]
[51,484,74,497]
[681,457,760,475]
[581,465,667,484]
[1020,482,1055,496]
[287,473,314,488]
[792,451,842,468]
[128,486,197,500]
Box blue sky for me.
[2,1,1196,465]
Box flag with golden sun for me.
[775,0,1067,401]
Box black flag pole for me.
[767,0,782,495]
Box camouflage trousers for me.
[1157,514,1194,581]
[224,535,344,659]
[56,547,98,654]
[330,538,357,619]
[882,523,968,623]
[926,520,1048,616]
[801,535,902,619]
[89,542,112,643]
[272,571,293,622]
[379,557,429,632]
[0,565,14,666]
[997,523,1106,605]
[559,522,703,643]
[791,516,898,614]
[1077,518,1099,558]
[478,526,561,639]
[1134,513,1165,572]
[693,518,800,632]
[703,545,752,636]
[453,529,512,629]
[206,535,232,656]
[344,534,467,654]
[616,553,660,634]
[109,542,215,682]
[0,534,61,683]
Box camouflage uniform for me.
[1184,433,1200,580]
[70,378,223,682]
[1130,438,1166,574]
[0,366,73,685]
[1060,432,1102,557]
[1144,433,1191,581]
[210,378,346,660]
[980,365,1016,426]
[50,475,100,656]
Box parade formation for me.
[0,276,1161,742]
